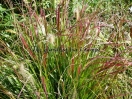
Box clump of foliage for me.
[0,0,132,99]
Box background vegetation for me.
[0,0,132,99]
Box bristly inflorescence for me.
[129,6,132,13]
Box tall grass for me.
[0,0,132,99]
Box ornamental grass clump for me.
[0,0,132,99]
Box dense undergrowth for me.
[0,0,132,99]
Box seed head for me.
[46,34,55,45]
[129,6,132,13]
